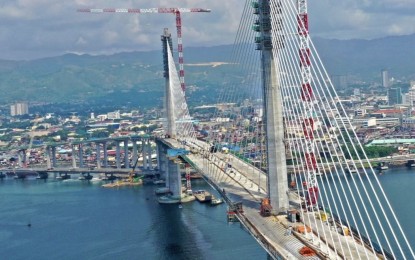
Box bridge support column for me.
[46,147,52,169]
[148,141,153,170]
[22,150,27,167]
[143,139,148,170]
[96,143,101,169]
[18,151,23,167]
[51,147,57,168]
[132,140,138,166]
[167,159,181,198]
[156,141,168,183]
[78,144,84,168]
[116,141,121,169]
[124,140,129,169]
[71,145,77,168]
[103,142,108,168]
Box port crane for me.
[77,7,211,92]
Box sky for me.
[0,0,414,60]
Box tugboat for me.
[210,197,224,206]
[377,162,389,171]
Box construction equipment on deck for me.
[260,198,272,217]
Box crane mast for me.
[297,0,318,207]
[77,7,211,92]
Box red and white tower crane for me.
[77,8,211,92]
[297,0,319,207]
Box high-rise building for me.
[381,69,389,88]
[10,102,29,116]
[331,75,348,90]
[388,87,402,105]
[107,110,120,120]
[405,84,415,107]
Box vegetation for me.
[342,144,397,159]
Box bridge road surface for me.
[164,138,380,259]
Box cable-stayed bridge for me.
[156,0,415,259]
[1,1,413,259]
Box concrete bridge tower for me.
[254,0,288,213]
[161,28,176,138]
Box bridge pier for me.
[115,141,121,169]
[132,140,138,166]
[51,147,57,168]
[103,142,108,168]
[167,158,181,198]
[78,144,84,168]
[96,143,101,169]
[18,151,23,167]
[46,147,52,169]
[71,145,77,168]
[123,140,129,169]
[147,140,153,170]
[157,143,168,180]
[143,139,149,170]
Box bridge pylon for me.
[254,0,288,214]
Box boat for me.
[210,197,224,206]
[194,190,212,203]
[377,162,389,171]
[153,179,166,185]
[406,160,415,167]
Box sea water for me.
[1,167,415,259]
[0,177,265,260]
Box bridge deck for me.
[164,138,379,259]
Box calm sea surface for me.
[0,177,265,260]
[1,167,414,259]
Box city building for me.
[381,69,389,88]
[404,84,415,107]
[10,102,29,116]
[331,75,348,90]
[107,110,120,120]
[388,87,402,105]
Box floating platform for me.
[194,190,212,203]
[102,179,143,188]
[158,194,195,204]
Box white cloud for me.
[0,0,413,60]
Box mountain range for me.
[0,34,414,107]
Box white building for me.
[10,102,29,116]
[381,69,389,88]
[107,110,120,120]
